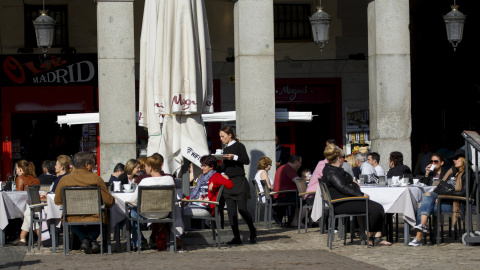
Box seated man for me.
[273,154,302,227]
[386,151,413,178]
[368,152,385,177]
[355,152,378,182]
[108,163,125,184]
[54,152,115,254]
[38,160,56,185]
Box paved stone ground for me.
[4,223,479,270]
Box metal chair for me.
[260,180,297,229]
[293,179,315,233]
[62,186,106,255]
[435,178,477,246]
[125,185,177,253]
[26,185,47,252]
[252,179,269,228]
[181,185,225,249]
[39,184,52,193]
[320,182,369,249]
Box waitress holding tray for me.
[219,126,257,244]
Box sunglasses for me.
[430,160,439,164]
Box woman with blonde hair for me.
[345,153,360,179]
[322,144,391,246]
[409,148,474,246]
[14,160,39,191]
[51,155,73,193]
[119,159,140,186]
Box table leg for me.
[114,224,121,253]
[50,223,56,252]
[0,228,5,247]
[404,221,410,246]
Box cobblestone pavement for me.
[7,224,480,270]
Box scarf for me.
[189,169,216,199]
[441,168,464,225]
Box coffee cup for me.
[430,164,436,171]
[215,149,223,155]
[123,184,131,192]
[413,178,419,185]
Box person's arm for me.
[54,179,64,205]
[260,170,273,189]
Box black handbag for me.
[434,180,455,195]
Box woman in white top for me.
[254,156,274,203]
[129,154,183,250]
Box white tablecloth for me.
[0,191,28,230]
[46,194,62,228]
[312,185,431,227]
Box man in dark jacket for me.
[386,151,413,178]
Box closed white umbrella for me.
[138,0,213,174]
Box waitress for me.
[219,126,257,244]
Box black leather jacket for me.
[321,163,364,200]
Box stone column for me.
[234,0,276,210]
[368,0,412,171]
[97,0,136,181]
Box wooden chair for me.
[260,180,297,229]
[320,182,369,249]
[251,180,269,228]
[181,185,225,249]
[125,185,177,253]
[293,179,315,233]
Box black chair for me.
[260,180,297,229]
[26,185,47,252]
[293,179,315,233]
[320,182,369,249]
[125,185,177,253]
[61,186,106,255]
[181,185,225,249]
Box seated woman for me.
[119,159,140,186]
[409,149,474,246]
[128,154,184,250]
[15,160,39,191]
[183,155,233,217]
[345,154,360,179]
[321,145,391,246]
[12,160,40,246]
[422,153,447,186]
[254,156,273,204]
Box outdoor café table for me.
[312,185,431,246]
[110,192,135,252]
[46,193,62,252]
[0,191,28,246]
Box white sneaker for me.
[408,238,422,247]
[414,224,428,233]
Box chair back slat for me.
[64,187,100,215]
[216,185,225,203]
[27,185,42,213]
[294,179,307,194]
[39,185,51,193]
[259,180,271,200]
[320,182,332,206]
[138,185,175,219]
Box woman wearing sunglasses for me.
[409,149,474,246]
[422,153,447,185]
